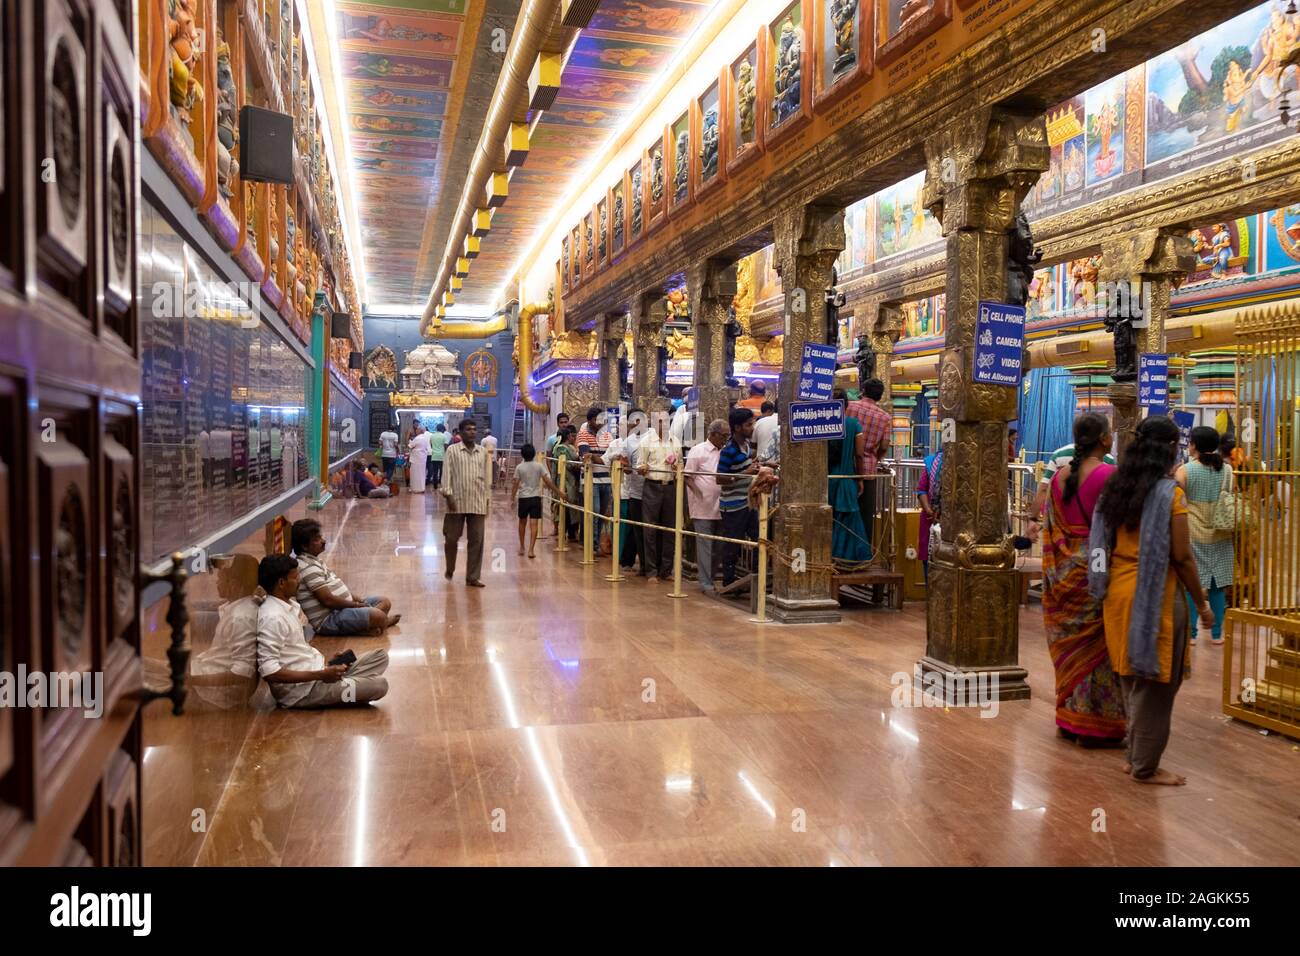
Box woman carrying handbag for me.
[1175,426,1234,645]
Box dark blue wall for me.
[361,315,517,448]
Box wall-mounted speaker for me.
[330,311,350,338]
[238,105,294,184]
[348,352,364,370]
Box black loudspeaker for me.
[331,311,351,338]
[348,352,364,370]
[238,105,294,184]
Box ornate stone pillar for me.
[1099,228,1195,457]
[597,311,625,408]
[865,301,903,403]
[771,203,845,624]
[631,292,670,415]
[918,107,1048,701]
[686,259,737,430]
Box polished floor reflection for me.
[157,489,1300,866]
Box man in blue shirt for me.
[353,461,391,498]
[716,406,759,587]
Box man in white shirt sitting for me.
[255,555,390,708]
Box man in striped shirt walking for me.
[441,417,492,587]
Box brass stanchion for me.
[668,456,686,599]
[606,458,625,582]
[748,492,771,623]
[581,460,595,566]
[554,456,569,553]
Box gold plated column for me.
[632,292,670,415]
[771,203,846,624]
[1099,228,1195,456]
[686,259,738,430]
[597,311,624,408]
[918,107,1049,700]
[862,300,903,404]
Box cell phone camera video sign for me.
[972,301,1026,387]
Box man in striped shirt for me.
[716,406,759,587]
[441,417,492,587]
[292,519,399,635]
[1027,440,1117,538]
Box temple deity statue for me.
[631,168,643,233]
[855,334,876,385]
[650,149,664,204]
[215,31,239,199]
[673,131,689,202]
[1006,213,1042,307]
[1105,311,1138,382]
[772,17,802,125]
[830,0,858,76]
[599,205,608,256]
[736,60,757,143]
[585,220,594,264]
[724,304,743,386]
[613,192,624,248]
[167,0,204,127]
[700,107,720,180]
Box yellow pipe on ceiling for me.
[420,315,509,338]
[886,308,1240,383]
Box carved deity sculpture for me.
[700,107,720,180]
[167,0,204,127]
[665,328,695,359]
[725,304,743,386]
[631,168,643,234]
[673,131,689,203]
[736,60,757,144]
[598,205,608,257]
[1006,212,1043,307]
[585,219,594,264]
[772,17,802,126]
[855,335,876,385]
[666,288,690,320]
[650,149,665,205]
[612,192,624,248]
[1105,312,1138,382]
[830,0,858,76]
[215,31,239,199]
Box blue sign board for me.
[1172,409,1195,460]
[789,400,845,443]
[605,405,622,436]
[798,342,838,401]
[972,301,1026,387]
[1139,354,1169,410]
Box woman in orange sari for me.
[1041,413,1125,745]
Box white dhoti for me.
[409,454,427,492]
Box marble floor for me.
[190,486,1300,866]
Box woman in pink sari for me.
[1041,413,1125,745]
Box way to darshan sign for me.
[789,400,845,442]
[972,301,1026,387]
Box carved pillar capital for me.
[631,292,670,413]
[687,259,738,428]
[597,311,626,406]
[922,107,1049,236]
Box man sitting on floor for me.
[255,554,390,708]
[353,460,391,498]
[291,518,400,635]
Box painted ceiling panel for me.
[456,0,715,311]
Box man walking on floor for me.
[441,417,491,587]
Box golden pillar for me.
[861,300,903,404]
[918,107,1049,700]
[632,292,670,415]
[1099,228,1195,457]
[597,311,625,408]
[771,203,845,624]
[686,259,737,430]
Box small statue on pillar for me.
[825,267,846,346]
[1006,212,1043,307]
[724,302,743,387]
[618,348,632,403]
[656,345,670,397]
[855,334,876,386]
[1105,311,1139,382]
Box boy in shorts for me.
[512,443,564,558]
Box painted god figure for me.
[831,0,858,76]
[631,168,643,234]
[599,205,608,258]
[673,130,689,203]
[1091,97,1119,178]
[585,219,594,264]
[612,191,625,248]
[772,17,802,126]
[167,0,204,126]
[215,31,239,199]
[650,148,665,205]
[700,107,720,180]
[736,60,757,143]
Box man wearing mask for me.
[441,417,491,587]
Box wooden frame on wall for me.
[667,111,692,218]
[876,0,951,66]
[646,138,668,233]
[813,0,873,108]
[626,156,645,248]
[561,235,571,293]
[693,72,728,199]
[726,37,765,177]
[765,0,813,147]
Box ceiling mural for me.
[336,0,519,306]
[457,0,715,312]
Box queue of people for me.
[1037,413,1236,787]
